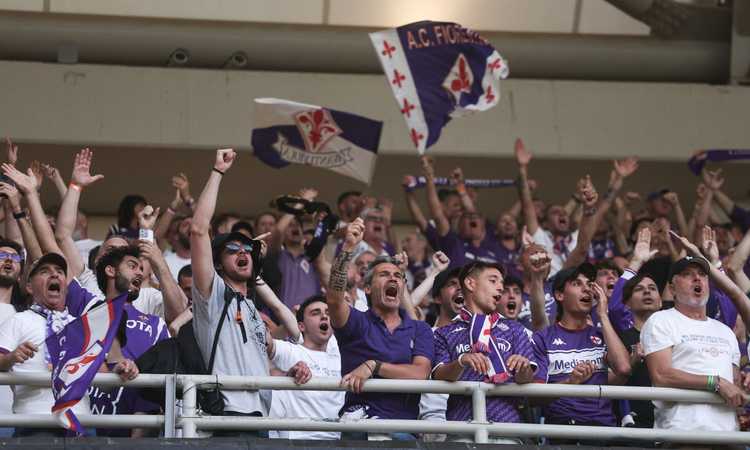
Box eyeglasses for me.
[0,252,22,263]
[224,243,253,255]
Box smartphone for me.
[0,174,14,197]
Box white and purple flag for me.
[47,294,127,434]
[370,21,509,153]
[252,98,383,184]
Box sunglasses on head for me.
[0,252,22,263]
[224,242,254,255]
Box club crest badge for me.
[293,109,342,153]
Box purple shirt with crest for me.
[437,230,505,269]
[334,307,434,420]
[277,248,322,309]
[433,317,535,423]
[532,323,615,426]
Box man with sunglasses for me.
[190,148,271,434]
[328,218,434,440]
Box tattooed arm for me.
[328,218,364,329]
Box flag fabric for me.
[252,98,383,184]
[47,294,128,434]
[459,307,509,384]
[688,149,750,175]
[370,21,509,154]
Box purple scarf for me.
[404,176,515,192]
[458,307,509,384]
[688,149,750,175]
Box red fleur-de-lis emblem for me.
[65,354,98,375]
[451,56,472,92]
[294,108,342,153]
[381,41,396,58]
[442,54,474,105]
[484,85,496,103]
[400,98,415,117]
[392,69,406,88]
[487,59,502,72]
[410,128,424,147]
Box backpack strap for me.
[207,283,235,373]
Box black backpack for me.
[135,288,233,415]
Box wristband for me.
[456,184,467,195]
[166,207,177,215]
[69,182,83,192]
[707,375,718,392]
[373,360,382,377]
[212,167,225,176]
[139,229,154,242]
[12,211,26,220]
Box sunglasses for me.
[224,242,254,255]
[0,252,22,263]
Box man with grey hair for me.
[642,254,745,433]
[328,218,433,440]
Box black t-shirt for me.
[618,326,654,428]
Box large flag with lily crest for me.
[252,98,383,184]
[47,294,127,434]
[370,21,509,153]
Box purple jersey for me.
[518,281,556,330]
[89,303,169,436]
[433,317,535,423]
[532,323,615,426]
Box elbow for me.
[614,360,631,378]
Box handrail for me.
[0,371,745,444]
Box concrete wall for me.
[0,0,648,34]
[3,60,748,161]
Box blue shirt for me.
[334,306,434,420]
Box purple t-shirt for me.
[277,248,321,309]
[89,303,169,436]
[437,230,506,269]
[587,238,617,264]
[433,318,535,423]
[518,281,556,330]
[532,323,615,426]
[334,307,434,420]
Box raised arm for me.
[450,167,476,214]
[515,138,539,235]
[54,148,104,278]
[327,218,364,329]
[41,163,67,200]
[662,192,688,238]
[594,283,631,379]
[255,275,300,341]
[562,175,599,269]
[0,183,41,261]
[523,244,552,331]
[409,251,450,309]
[154,189,181,251]
[139,237,188,323]
[726,226,750,293]
[190,149,236,299]
[2,163,61,256]
[402,176,428,231]
[420,156,450,236]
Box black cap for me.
[552,263,596,293]
[211,232,258,264]
[431,267,461,298]
[668,256,710,282]
[647,188,670,202]
[27,253,67,279]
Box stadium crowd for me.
[0,136,748,446]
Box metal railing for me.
[0,372,747,445]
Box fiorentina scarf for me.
[403,176,515,192]
[458,307,509,384]
[688,149,750,175]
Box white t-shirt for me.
[78,267,165,319]
[0,304,17,418]
[419,326,447,423]
[531,228,579,277]
[269,339,343,440]
[641,308,740,431]
[0,310,89,415]
[75,238,102,265]
[163,250,191,280]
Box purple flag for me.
[688,149,750,175]
[370,21,509,154]
[47,294,127,434]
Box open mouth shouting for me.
[384,282,399,301]
[237,255,250,269]
[505,299,518,315]
[452,291,464,305]
[319,322,330,333]
[46,279,62,298]
[692,283,704,297]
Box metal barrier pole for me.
[471,385,488,444]
[181,377,198,438]
[163,374,177,438]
